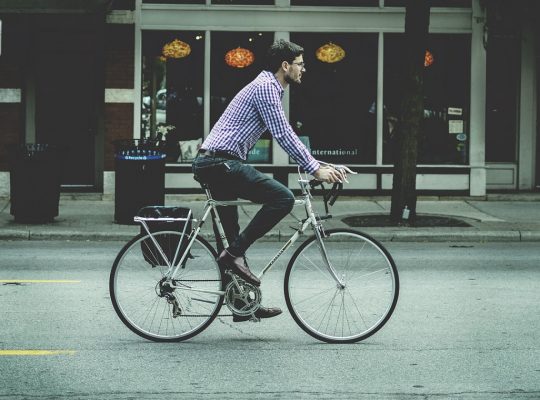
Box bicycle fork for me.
[305,199,346,289]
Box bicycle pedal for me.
[249,316,261,323]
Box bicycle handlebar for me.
[298,162,355,214]
[309,179,343,215]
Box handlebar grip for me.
[328,182,343,206]
[309,179,323,189]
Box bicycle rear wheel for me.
[284,229,399,343]
[110,232,223,342]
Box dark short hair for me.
[266,39,304,72]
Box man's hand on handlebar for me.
[313,164,356,184]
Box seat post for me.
[199,182,213,200]
[200,183,229,249]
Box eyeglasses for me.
[291,62,306,69]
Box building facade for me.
[0,0,538,197]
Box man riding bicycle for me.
[193,39,350,322]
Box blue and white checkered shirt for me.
[202,71,320,174]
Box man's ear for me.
[281,60,289,72]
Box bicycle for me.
[109,166,399,343]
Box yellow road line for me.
[0,280,81,284]
[0,350,76,356]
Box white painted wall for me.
[518,19,537,190]
[469,0,487,196]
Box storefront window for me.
[383,34,471,165]
[210,31,274,163]
[292,0,378,6]
[142,31,205,163]
[289,33,378,164]
[384,0,471,7]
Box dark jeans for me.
[192,155,295,256]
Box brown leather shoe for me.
[217,249,261,287]
[233,306,282,322]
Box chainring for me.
[224,278,262,317]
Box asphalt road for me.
[0,240,539,399]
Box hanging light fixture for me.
[225,47,255,68]
[162,39,191,59]
[424,50,434,67]
[315,42,346,64]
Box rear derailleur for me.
[156,278,182,318]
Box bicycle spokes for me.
[110,233,224,342]
[285,230,399,343]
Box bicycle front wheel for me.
[110,232,223,342]
[284,229,399,343]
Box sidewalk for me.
[1,193,539,242]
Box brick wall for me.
[0,105,23,170]
[105,24,135,89]
[104,104,134,170]
[0,17,25,171]
[104,23,135,171]
[0,64,23,88]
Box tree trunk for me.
[390,0,431,225]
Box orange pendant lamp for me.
[316,42,346,64]
[424,50,434,67]
[225,47,255,68]
[162,39,191,59]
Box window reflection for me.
[142,31,204,163]
[383,34,471,165]
[210,31,274,163]
[290,33,378,164]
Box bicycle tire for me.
[284,228,399,343]
[110,232,223,342]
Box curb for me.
[386,230,522,242]
[1,229,540,242]
[0,229,30,240]
[519,231,540,241]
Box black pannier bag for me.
[138,206,193,267]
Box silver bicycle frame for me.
[138,174,346,295]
